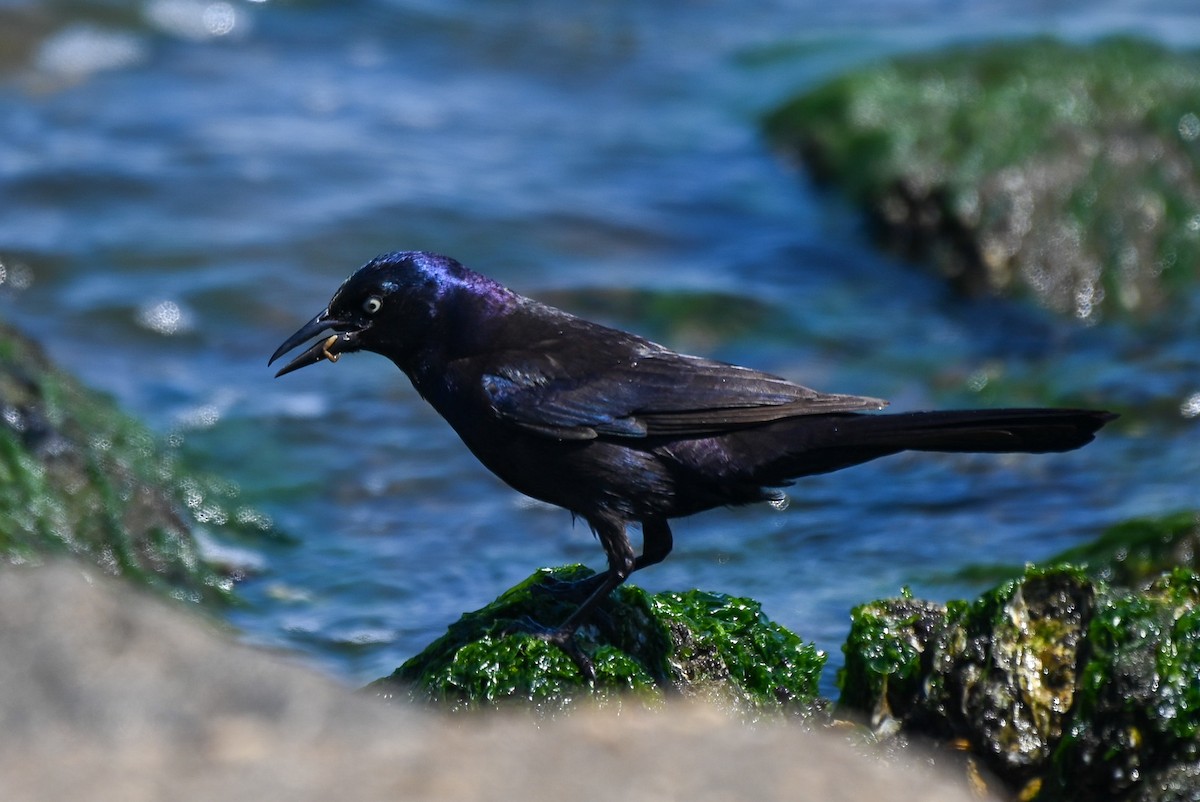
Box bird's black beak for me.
[269,310,362,378]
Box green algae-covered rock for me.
[841,567,1093,778]
[0,323,263,603]
[1050,568,1200,801]
[947,511,1200,590]
[840,565,1200,800]
[369,565,826,719]
[1048,511,1200,588]
[765,37,1200,321]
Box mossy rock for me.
[840,565,1200,800]
[765,37,1200,321]
[369,565,826,719]
[947,510,1200,589]
[1050,568,1200,801]
[1046,511,1200,588]
[0,323,264,604]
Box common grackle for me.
[270,251,1115,678]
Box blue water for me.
[1,0,1198,695]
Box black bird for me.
[271,251,1114,675]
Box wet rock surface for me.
[371,564,827,720]
[839,565,1200,800]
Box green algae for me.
[0,323,270,604]
[944,510,1200,589]
[839,565,1200,799]
[371,565,825,718]
[1046,569,1200,800]
[765,37,1200,321]
[841,565,1092,769]
[1050,511,1200,587]
[838,595,935,724]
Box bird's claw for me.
[541,630,596,683]
[530,572,607,603]
[504,617,596,683]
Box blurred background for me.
[0,0,1196,692]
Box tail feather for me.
[748,408,1116,482]
[833,408,1117,454]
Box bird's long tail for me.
[754,408,1116,481]
[831,408,1115,453]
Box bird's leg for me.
[635,518,673,570]
[530,517,635,681]
[522,519,671,681]
[533,518,672,602]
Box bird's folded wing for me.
[477,348,886,440]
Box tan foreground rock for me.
[0,562,989,802]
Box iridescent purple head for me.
[269,251,515,376]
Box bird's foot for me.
[504,617,596,683]
[537,626,596,683]
[530,571,608,603]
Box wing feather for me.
[475,321,886,440]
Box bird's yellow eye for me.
[363,296,383,314]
